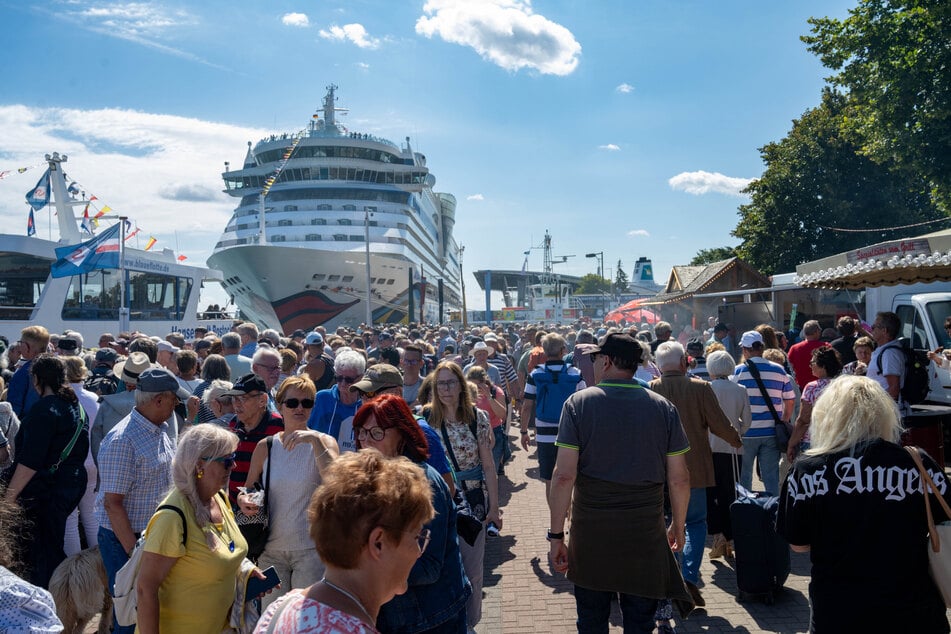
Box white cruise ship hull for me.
[208,244,444,332]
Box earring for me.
[197,469,204,480]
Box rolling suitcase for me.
[730,488,790,604]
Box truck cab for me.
[891,293,951,405]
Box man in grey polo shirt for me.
[549,333,695,631]
[95,368,190,634]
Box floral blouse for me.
[441,408,491,490]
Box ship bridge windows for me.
[0,252,51,319]
[327,275,341,282]
[62,270,192,321]
[257,145,403,165]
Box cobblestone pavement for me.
[477,427,814,634]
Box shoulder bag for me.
[235,435,273,562]
[745,360,792,452]
[438,413,486,546]
[906,446,951,606]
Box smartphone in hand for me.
[246,566,280,601]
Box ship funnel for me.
[634,257,655,284]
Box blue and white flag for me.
[51,223,121,278]
[25,168,51,211]
[27,209,36,236]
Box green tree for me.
[690,247,737,266]
[803,0,951,210]
[614,259,629,290]
[733,89,942,275]
[575,273,611,294]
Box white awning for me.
[794,229,951,289]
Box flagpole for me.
[119,216,129,333]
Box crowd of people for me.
[0,311,948,633]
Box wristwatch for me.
[547,529,565,541]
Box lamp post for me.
[585,251,604,279]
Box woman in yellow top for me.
[136,424,256,633]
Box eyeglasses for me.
[413,528,431,554]
[356,426,387,441]
[202,452,237,470]
[337,376,359,384]
[436,379,459,391]
[282,398,315,409]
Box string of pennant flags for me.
[14,165,180,260]
[260,133,304,197]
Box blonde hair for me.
[806,375,902,457]
[63,356,87,383]
[424,361,475,428]
[762,348,787,366]
[171,425,239,549]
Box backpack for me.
[84,369,119,397]
[532,363,582,422]
[876,337,931,405]
[113,504,188,626]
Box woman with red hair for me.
[353,394,470,633]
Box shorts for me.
[537,442,557,480]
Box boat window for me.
[333,234,347,241]
[317,204,332,211]
[0,252,51,319]
[271,235,286,242]
[386,279,395,285]
[350,235,363,242]
[328,275,341,282]
[312,274,326,280]
[283,206,297,212]
[342,276,354,283]
[338,218,353,225]
[312,218,327,225]
[305,234,321,242]
[342,205,356,212]
[62,269,192,321]
[278,219,293,226]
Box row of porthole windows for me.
[312,273,397,285]
[235,204,382,220]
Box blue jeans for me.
[491,426,506,472]
[98,526,136,634]
[574,585,656,634]
[678,487,707,585]
[740,434,781,495]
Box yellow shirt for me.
[140,488,248,634]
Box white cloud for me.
[628,229,650,237]
[467,193,484,201]
[319,23,380,49]
[0,104,266,260]
[356,62,370,70]
[415,0,581,76]
[54,2,225,69]
[616,83,634,93]
[282,12,310,27]
[668,170,753,196]
[598,144,620,151]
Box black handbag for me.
[235,435,273,561]
[439,418,487,546]
[745,360,793,452]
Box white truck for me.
[865,282,951,405]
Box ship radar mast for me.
[315,84,349,130]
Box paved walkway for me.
[478,427,814,634]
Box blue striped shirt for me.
[731,358,794,437]
[95,408,176,533]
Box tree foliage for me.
[575,273,612,295]
[733,89,942,275]
[690,247,737,266]
[803,0,951,211]
[614,259,629,290]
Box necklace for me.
[206,500,235,552]
[321,577,374,626]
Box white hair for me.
[706,350,736,379]
[334,349,367,376]
[171,425,238,549]
[655,341,685,372]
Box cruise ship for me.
[208,85,462,333]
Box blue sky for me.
[0,0,854,307]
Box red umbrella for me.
[605,300,659,324]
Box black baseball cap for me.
[223,373,268,396]
[583,333,642,365]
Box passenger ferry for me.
[207,85,462,332]
[0,153,233,345]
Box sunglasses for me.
[282,398,315,409]
[202,452,237,470]
[337,376,359,384]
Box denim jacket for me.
[376,462,471,633]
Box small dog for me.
[49,545,113,634]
